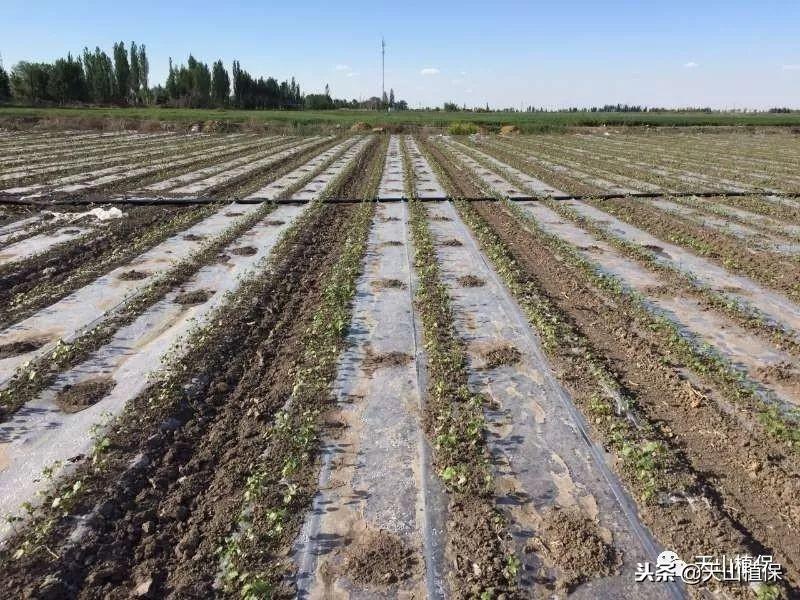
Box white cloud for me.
[420,67,440,76]
[346,71,359,78]
[782,64,800,71]
[684,61,699,68]
[335,64,351,71]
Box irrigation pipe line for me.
[2,190,800,206]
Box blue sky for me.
[2,0,799,109]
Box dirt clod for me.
[174,289,212,305]
[442,238,463,246]
[55,376,115,413]
[372,278,406,290]
[0,338,49,359]
[230,246,258,256]
[457,275,485,287]
[265,219,286,226]
[340,528,417,586]
[382,240,403,247]
[756,361,799,383]
[183,233,205,242]
[528,508,620,593]
[117,269,149,281]
[362,350,413,374]
[481,345,522,369]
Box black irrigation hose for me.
[2,189,800,206]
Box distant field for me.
[2,105,800,131]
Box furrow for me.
[443,136,565,196]
[520,201,800,410]
[0,224,96,266]
[135,136,290,193]
[0,204,263,383]
[0,204,309,541]
[563,199,800,339]
[290,136,374,201]
[244,136,360,200]
[292,201,447,598]
[648,198,800,255]
[376,134,405,199]
[404,136,446,199]
[168,137,332,196]
[2,137,271,196]
[0,133,182,181]
[427,200,676,599]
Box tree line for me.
[0,42,149,105]
[0,42,408,111]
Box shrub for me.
[447,121,479,135]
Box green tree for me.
[138,44,149,103]
[129,41,140,103]
[10,62,52,103]
[211,60,230,106]
[113,41,129,103]
[0,66,11,102]
[83,47,114,103]
[48,53,86,103]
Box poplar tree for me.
[211,60,230,106]
[113,41,129,103]
[129,41,140,102]
[138,45,149,103]
[0,66,11,102]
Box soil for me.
[361,349,413,374]
[0,206,38,227]
[371,278,406,290]
[264,219,285,226]
[174,289,212,305]
[0,202,361,598]
[230,137,342,200]
[756,361,800,385]
[229,245,258,256]
[108,137,305,200]
[326,135,384,200]
[55,377,116,413]
[116,269,149,281]
[441,238,463,246]
[716,196,800,225]
[473,138,600,197]
[382,240,403,246]
[527,507,620,593]
[480,345,522,369]
[457,274,485,287]
[338,528,417,586]
[0,205,209,330]
[0,337,49,359]
[224,211,244,217]
[182,234,204,242]
[470,199,800,590]
[594,198,800,300]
